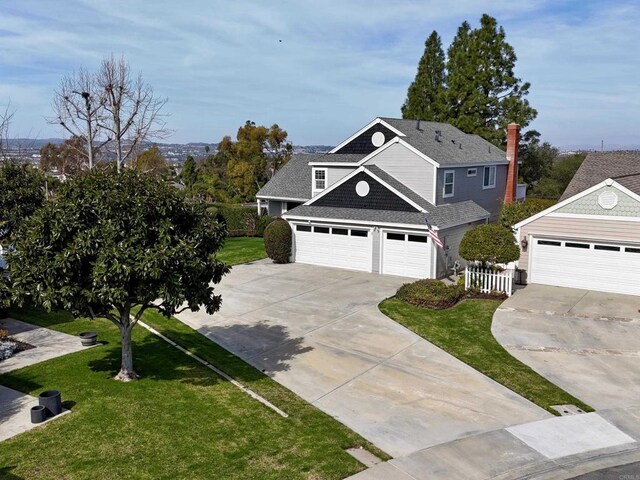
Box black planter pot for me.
[39,390,62,417]
[79,331,98,346]
[31,405,47,424]
[0,307,9,319]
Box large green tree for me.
[403,14,537,146]
[5,167,228,380]
[132,145,169,176]
[401,31,446,121]
[40,137,87,178]
[518,131,558,188]
[0,162,45,245]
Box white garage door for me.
[382,231,432,278]
[293,224,372,272]
[530,237,640,295]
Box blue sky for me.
[1,1,638,148]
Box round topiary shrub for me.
[459,224,520,266]
[264,218,292,263]
[396,279,464,310]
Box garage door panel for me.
[530,238,640,296]
[294,225,372,272]
[382,232,431,278]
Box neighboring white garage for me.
[515,178,640,296]
[292,223,372,272]
[528,237,640,295]
[381,231,432,278]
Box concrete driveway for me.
[493,285,640,410]
[179,260,547,457]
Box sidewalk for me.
[348,406,640,480]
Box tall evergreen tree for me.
[445,14,537,146]
[402,31,446,121]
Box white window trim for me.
[483,166,496,189]
[443,170,455,198]
[467,168,477,177]
[312,167,328,195]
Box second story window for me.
[443,170,455,198]
[483,166,496,189]
[314,168,327,191]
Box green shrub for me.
[256,215,275,237]
[215,204,258,237]
[500,198,556,228]
[460,224,520,265]
[396,279,464,310]
[264,218,292,263]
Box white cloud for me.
[0,0,638,147]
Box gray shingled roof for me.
[306,153,363,163]
[380,118,508,166]
[560,151,640,201]
[256,154,313,200]
[284,201,488,228]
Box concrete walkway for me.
[0,318,91,374]
[0,317,94,441]
[348,406,640,480]
[492,285,640,410]
[179,260,549,457]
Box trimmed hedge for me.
[264,218,292,263]
[396,279,465,310]
[500,198,556,229]
[206,203,274,237]
[459,224,520,265]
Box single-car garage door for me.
[382,231,432,278]
[530,237,640,295]
[293,224,372,272]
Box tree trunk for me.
[115,321,138,381]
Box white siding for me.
[436,220,484,277]
[327,167,355,188]
[363,142,435,202]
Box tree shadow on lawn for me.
[86,335,228,387]
[8,308,76,329]
[197,321,313,375]
[0,466,25,480]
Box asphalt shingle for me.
[560,151,640,200]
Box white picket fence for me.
[464,265,514,297]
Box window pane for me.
[315,170,325,179]
[594,244,620,251]
[444,184,453,195]
[467,168,477,176]
[408,235,427,243]
[445,172,454,183]
[296,225,311,232]
[626,247,640,253]
[387,233,405,241]
[351,229,368,237]
[484,167,490,185]
[314,226,330,234]
[565,242,590,249]
[538,240,561,246]
[332,228,348,236]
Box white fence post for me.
[464,265,514,297]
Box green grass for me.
[217,237,267,266]
[379,298,593,415]
[0,307,386,480]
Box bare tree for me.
[97,55,169,172]
[0,103,14,161]
[51,67,108,169]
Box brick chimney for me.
[504,123,520,204]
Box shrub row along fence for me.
[464,266,514,297]
[206,204,273,237]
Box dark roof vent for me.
[459,142,462,149]
[435,130,442,142]
[416,119,422,131]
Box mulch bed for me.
[6,337,36,353]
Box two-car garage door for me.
[294,224,372,272]
[530,237,640,295]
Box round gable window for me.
[598,190,618,210]
[356,180,370,197]
[371,131,385,147]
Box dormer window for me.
[313,168,327,192]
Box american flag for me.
[425,217,444,249]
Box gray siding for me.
[364,142,435,202]
[267,200,283,217]
[372,229,381,273]
[435,165,507,220]
[327,167,354,188]
[556,185,640,217]
[435,220,485,278]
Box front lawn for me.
[217,236,267,266]
[0,308,384,479]
[380,298,592,415]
